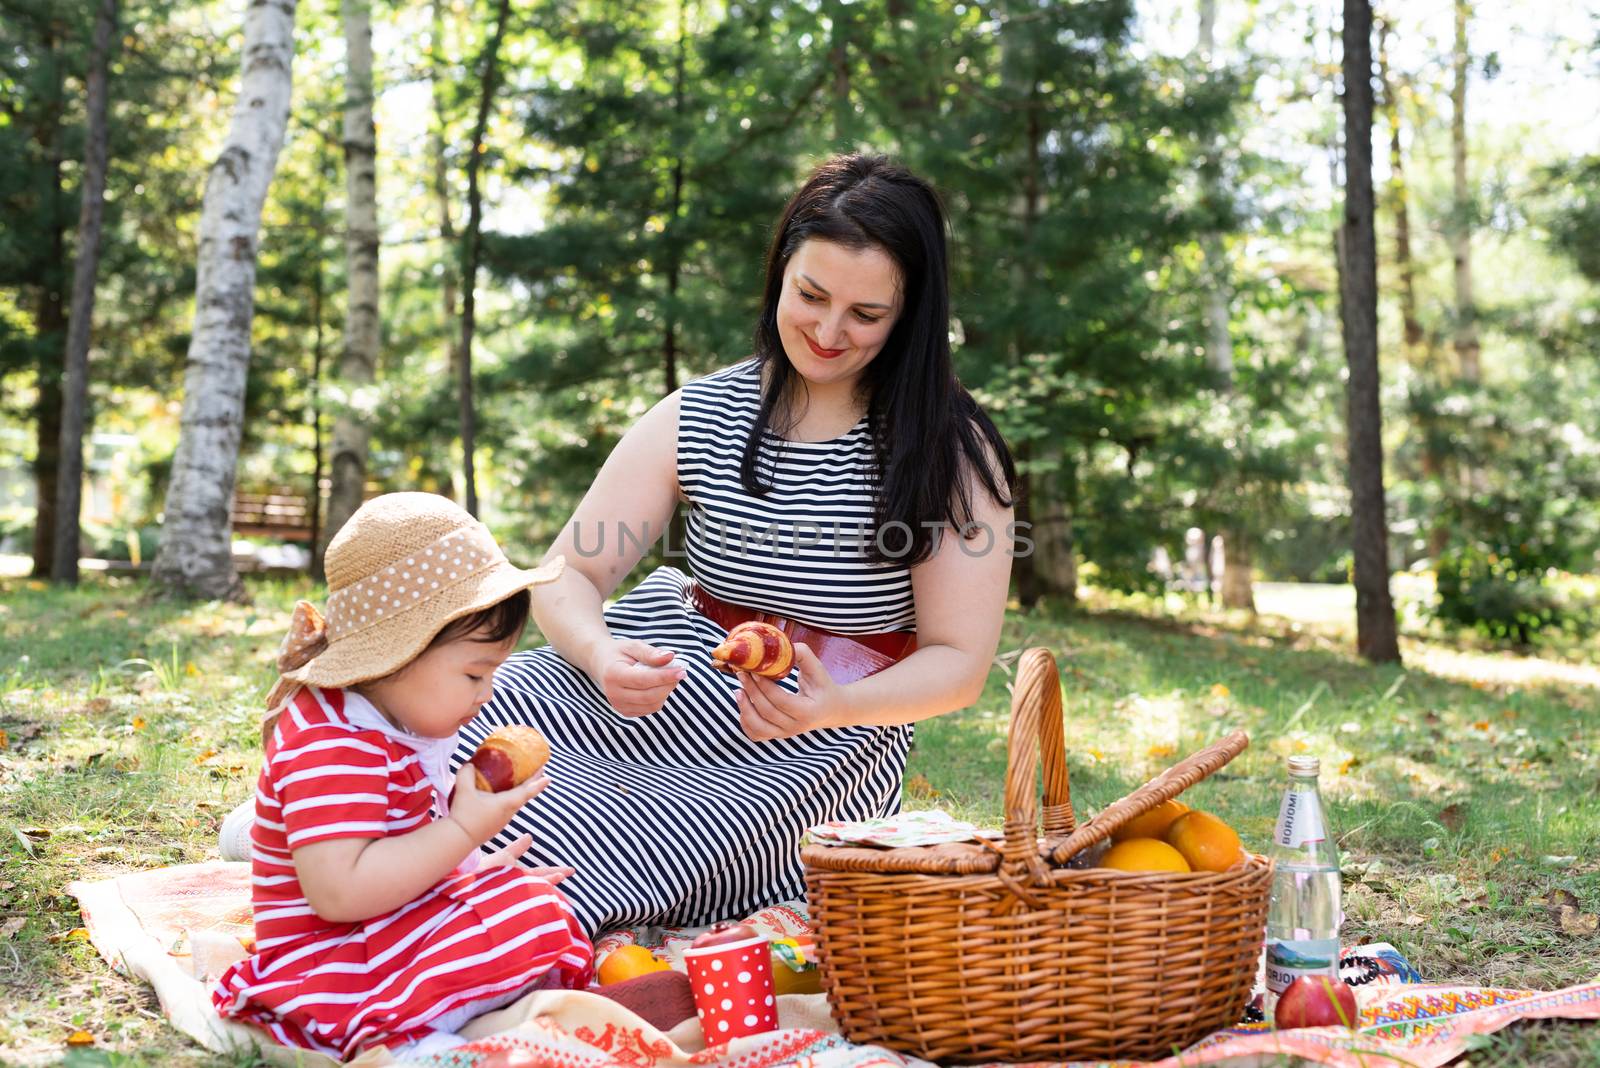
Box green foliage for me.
[1432,546,1596,645]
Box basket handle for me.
[1045,730,1250,865]
[1000,648,1075,880]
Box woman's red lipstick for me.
[804,334,846,359]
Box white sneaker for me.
[219,798,255,861]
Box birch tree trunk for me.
[52,0,119,585]
[322,0,379,549]
[150,0,298,602]
[1339,0,1402,664]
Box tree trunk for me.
[323,0,380,549]
[1377,20,1423,357]
[1339,0,1401,664]
[663,0,686,398]
[30,24,67,580]
[52,0,119,585]
[150,0,298,602]
[458,0,512,517]
[1197,0,1233,378]
[829,0,851,146]
[1450,0,1479,384]
[33,304,64,580]
[1220,530,1255,608]
[1032,469,1078,603]
[1196,0,1251,611]
[1012,454,1043,610]
[309,154,332,581]
[429,0,463,505]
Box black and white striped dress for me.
[454,359,917,936]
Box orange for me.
[1101,837,1192,873]
[1112,799,1191,842]
[597,944,672,986]
[1165,810,1244,872]
[772,960,824,996]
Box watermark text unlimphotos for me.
[569,518,1035,560]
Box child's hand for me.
[448,762,549,847]
[481,833,576,883]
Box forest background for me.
[3,0,1600,646]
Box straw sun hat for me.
[264,492,563,708]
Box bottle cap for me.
[1286,755,1321,776]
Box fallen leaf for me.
[0,917,25,939]
[1548,889,1582,910]
[48,927,89,942]
[1210,683,1230,699]
[905,773,940,800]
[1437,804,1466,832]
[0,728,7,751]
[1473,720,1491,732]
[1146,744,1176,759]
[193,748,218,764]
[18,826,52,840]
[198,752,246,774]
[1559,907,1599,937]
[1401,913,1427,926]
[65,1030,95,1047]
[131,716,147,730]
[1338,757,1361,775]
[86,697,110,714]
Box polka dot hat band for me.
[265,492,564,709]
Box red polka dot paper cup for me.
[683,934,778,1042]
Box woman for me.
[457,154,1018,935]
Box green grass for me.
[1,574,1597,1065]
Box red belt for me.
[689,582,917,685]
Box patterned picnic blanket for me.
[69,862,1600,1067]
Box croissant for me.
[469,725,550,792]
[710,621,795,679]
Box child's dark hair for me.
[261,591,531,748]
[427,589,531,649]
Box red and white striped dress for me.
[213,687,593,1058]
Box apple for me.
[690,921,759,949]
[1274,974,1359,1030]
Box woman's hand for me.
[735,642,854,741]
[590,638,686,717]
[448,763,551,846]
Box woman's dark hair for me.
[743,154,1017,566]
[427,588,531,649]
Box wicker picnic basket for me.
[802,647,1273,1063]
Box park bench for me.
[230,488,315,542]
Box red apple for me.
[690,921,759,949]
[1275,974,1359,1030]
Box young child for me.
[213,493,594,1060]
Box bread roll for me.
[469,725,550,791]
[710,621,794,679]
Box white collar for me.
[336,688,459,815]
